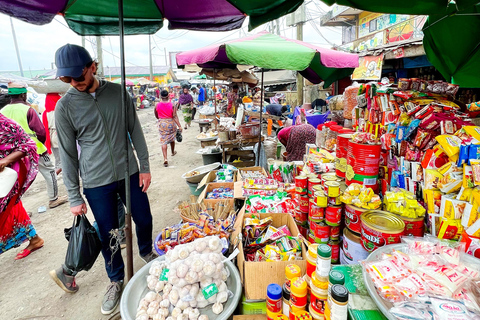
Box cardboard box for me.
[197,182,235,208]
[237,166,268,181]
[232,210,307,300]
[198,170,237,190]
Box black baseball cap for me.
[55,44,93,78]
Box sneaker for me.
[101,281,123,315]
[139,251,158,264]
[49,195,68,209]
[49,268,79,293]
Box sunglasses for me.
[59,67,89,84]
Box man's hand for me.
[139,173,151,193]
[71,203,87,216]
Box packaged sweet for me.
[438,218,463,240]
[470,159,480,185]
[424,169,444,189]
[462,165,475,188]
[343,83,360,120]
[430,297,473,320]
[423,189,443,214]
[436,135,462,158]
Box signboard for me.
[393,47,405,59]
[351,54,384,81]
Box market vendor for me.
[266,103,287,116]
[253,87,262,107]
[227,84,239,116]
[278,121,316,161]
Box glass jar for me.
[316,124,325,148]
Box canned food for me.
[329,225,340,240]
[321,174,337,186]
[360,210,405,253]
[309,199,325,221]
[324,181,340,197]
[345,204,366,234]
[313,191,328,208]
[308,178,321,197]
[298,195,309,213]
[325,205,342,226]
[397,214,425,237]
[328,239,340,264]
[328,196,341,206]
[295,176,308,195]
[342,228,369,264]
[311,221,330,243]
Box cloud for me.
[0,2,342,73]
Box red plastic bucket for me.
[346,141,381,191]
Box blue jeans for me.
[78,173,152,282]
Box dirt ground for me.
[0,108,206,320]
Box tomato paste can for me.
[298,195,309,213]
[312,221,330,244]
[328,239,340,264]
[346,142,381,192]
[327,196,341,206]
[342,228,369,264]
[294,209,308,225]
[324,181,340,197]
[396,214,425,237]
[309,199,325,221]
[321,174,337,186]
[344,204,366,234]
[313,191,328,208]
[296,223,309,238]
[335,134,352,178]
[360,210,405,253]
[329,225,340,240]
[308,231,315,243]
[308,178,321,197]
[295,176,308,195]
[325,205,342,227]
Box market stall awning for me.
[176,32,359,87]
[319,0,478,15]
[423,5,480,88]
[1,0,304,35]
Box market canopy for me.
[423,5,480,88]
[319,0,478,15]
[176,32,359,87]
[0,0,304,35]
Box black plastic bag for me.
[64,215,102,272]
[176,129,183,142]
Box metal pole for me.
[117,0,133,281]
[96,36,104,77]
[256,70,264,165]
[149,35,154,81]
[81,36,86,48]
[213,69,217,131]
[164,48,168,66]
[296,23,304,106]
[10,17,24,77]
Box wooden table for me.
[217,136,264,167]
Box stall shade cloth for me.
[0,0,303,35]
[423,5,480,88]
[320,0,479,15]
[176,32,359,87]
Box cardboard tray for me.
[231,209,307,300]
[197,182,235,208]
[236,166,268,181]
[198,170,237,190]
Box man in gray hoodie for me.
[49,44,157,315]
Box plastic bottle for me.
[285,264,301,294]
[310,270,328,319]
[328,270,345,295]
[325,284,349,320]
[316,244,332,280]
[282,285,291,316]
[306,244,318,280]
[267,283,283,319]
[290,277,307,309]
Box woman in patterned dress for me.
[0,113,44,259]
[154,90,182,167]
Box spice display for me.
[325,284,349,320]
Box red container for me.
[344,204,366,234]
[295,176,308,195]
[335,134,352,178]
[297,224,309,238]
[399,216,425,237]
[308,178,321,197]
[328,240,340,264]
[311,221,330,243]
[330,225,340,240]
[328,196,341,206]
[309,199,325,221]
[325,205,342,226]
[295,209,308,224]
[298,195,309,213]
[346,141,381,191]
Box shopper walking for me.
[0,114,44,260]
[42,93,62,175]
[190,86,199,120]
[49,44,157,315]
[0,83,68,209]
[178,86,194,130]
[198,84,206,106]
[155,90,182,167]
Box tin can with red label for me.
[312,221,330,244]
[296,223,309,238]
[308,231,315,243]
[308,178,321,197]
[360,211,405,253]
[309,199,325,221]
[295,176,308,195]
[298,195,309,213]
[329,225,340,240]
[327,196,341,206]
[313,191,328,208]
[345,204,366,234]
[294,209,308,225]
[397,215,425,237]
[328,239,340,264]
[325,205,342,227]
[324,181,340,197]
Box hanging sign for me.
[351,54,384,81]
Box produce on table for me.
[137,236,229,320]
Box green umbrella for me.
[423,5,480,87]
[320,0,478,15]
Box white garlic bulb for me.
[136,314,149,320]
[166,317,174,320]
[197,300,208,309]
[188,308,200,320]
[145,291,158,303]
[185,271,199,284]
[207,294,217,304]
[176,263,189,278]
[212,302,223,315]
[217,281,227,293]
[178,247,190,260]
[215,262,224,274]
[191,258,204,272]
[152,314,166,320]
[189,284,199,298]
[158,308,169,317]
[208,253,221,264]
[176,299,189,311]
[147,306,158,317]
[189,299,198,308]
[183,307,193,314]
[138,298,149,309]
[180,287,190,298]
[198,315,209,320]
[166,249,179,263]
[149,300,160,310]
[208,237,220,252]
[171,307,182,318]
[169,288,179,305]
[216,291,228,304]
[177,315,189,320]
[203,261,216,277]
[159,299,170,309]
[177,278,188,288]
[200,278,213,288]
[164,283,173,295]
[155,280,165,293]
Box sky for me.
[0,2,344,74]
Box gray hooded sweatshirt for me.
[55,79,150,207]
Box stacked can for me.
[307,174,343,264]
[294,175,309,237]
[340,204,369,265]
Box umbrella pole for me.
[118,0,134,281]
[214,69,217,131]
[257,70,264,165]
